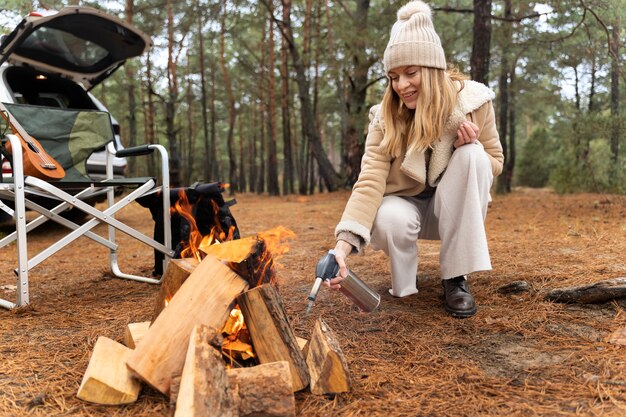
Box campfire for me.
[76,189,352,416]
[172,188,238,262]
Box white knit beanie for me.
[383,1,447,73]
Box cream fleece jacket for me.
[335,80,504,252]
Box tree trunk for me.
[146,52,157,176]
[124,0,138,177]
[141,80,150,176]
[496,59,509,194]
[573,65,581,111]
[238,114,247,192]
[588,55,596,113]
[274,0,340,192]
[495,0,510,194]
[209,58,219,180]
[610,24,620,183]
[506,68,516,193]
[342,0,372,187]
[281,1,294,194]
[308,150,316,194]
[249,109,258,193]
[220,0,238,193]
[166,0,181,187]
[297,112,308,194]
[197,9,212,181]
[257,14,267,194]
[470,0,492,84]
[185,55,195,185]
[267,3,279,196]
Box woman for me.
[327,0,504,318]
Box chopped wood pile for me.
[77,230,352,416]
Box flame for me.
[257,226,296,262]
[250,226,296,287]
[221,306,256,365]
[222,307,245,337]
[171,188,236,262]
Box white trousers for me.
[370,143,494,297]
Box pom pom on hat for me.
[397,0,432,20]
[383,1,446,73]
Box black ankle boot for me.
[442,276,477,318]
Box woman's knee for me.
[374,197,418,232]
[449,143,491,172]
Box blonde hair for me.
[380,67,468,157]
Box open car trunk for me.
[5,66,98,110]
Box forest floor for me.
[0,189,625,417]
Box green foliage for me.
[548,112,624,194]
[516,127,556,188]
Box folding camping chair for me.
[0,103,174,309]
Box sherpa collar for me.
[399,80,495,186]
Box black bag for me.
[137,181,239,275]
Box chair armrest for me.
[116,144,154,158]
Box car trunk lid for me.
[0,7,151,90]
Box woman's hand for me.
[454,120,480,149]
[323,240,353,290]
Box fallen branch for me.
[544,277,626,304]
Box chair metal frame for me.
[0,132,174,310]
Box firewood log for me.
[237,284,310,391]
[306,317,351,395]
[77,337,141,405]
[200,235,257,263]
[152,258,199,321]
[123,321,151,349]
[201,236,273,287]
[126,255,248,396]
[227,361,295,417]
[174,325,237,417]
[169,375,182,414]
[296,336,310,358]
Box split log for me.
[227,361,295,417]
[544,277,626,304]
[126,255,248,395]
[200,235,257,263]
[77,337,141,405]
[174,325,236,417]
[152,258,199,321]
[237,284,310,391]
[169,374,182,412]
[306,317,351,395]
[201,235,273,287]
[123,321,151,349]
[296,336,310,358]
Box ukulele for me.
[0,102,65,181]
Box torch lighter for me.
[305,250,381,315]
